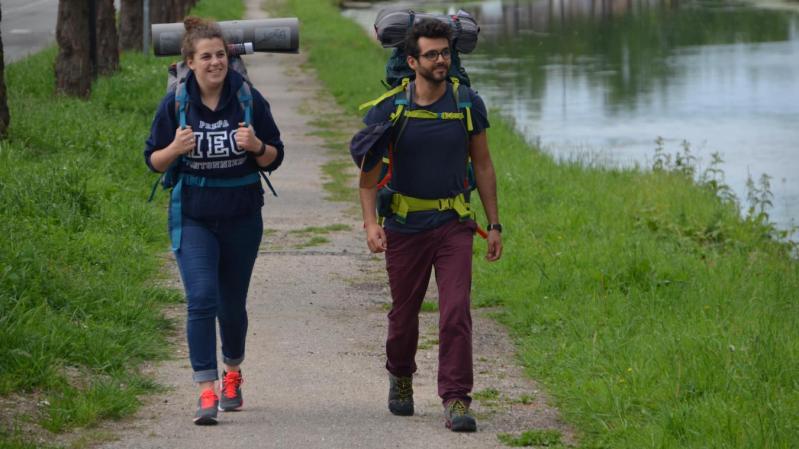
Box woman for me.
[144,16,284,425]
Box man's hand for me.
[486,230,502,261]
[365,223,387,253]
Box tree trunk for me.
[149,0,169,25]
[151,0,196,26]
[96,0,119,75]
[0,5,10,137]
[55,0,91,98]
[119,0,143,51]
[170,0,182,21]
[173,0,194,21]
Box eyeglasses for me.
[419,48,452,62]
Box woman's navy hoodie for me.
[145,69,284,219]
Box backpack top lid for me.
[374,9,479,54]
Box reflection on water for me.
[343,0,799,233]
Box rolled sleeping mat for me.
[152,18,300,56]
[374,9,479,53]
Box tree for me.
[152,0,197,26]
[96,0,119,75]
[120,0,198,54]
[55,0,91,97]
[172,0,198,20]
[119,0,143,52]
[149,0,170,24]
[0,5,10,136]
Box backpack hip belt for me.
[389,191,473,225]
[169,172,262,252]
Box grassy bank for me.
[0,1,243,446]
[277,1,799,448]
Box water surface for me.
[344,0,799,233]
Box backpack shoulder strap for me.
[391,80,413,146]
[359,77,411,112]
[237,82,253,127]
[174,80,189,129]
[235,81,275,196]
[451,77,473,133]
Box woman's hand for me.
[150,126,194,172]
[170,126,196,156]
[235,122,262,153]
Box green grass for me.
[498,429,565,447]
[473,387,500,401]
[379,299,437,312]
[513,393,535,405]
[420,299,439,312]
[293,236,330,249]
[305,113,361,202]
[276,1,799,448]
[0,0,243,445]
[187,1,244,20]
[0,431,60,449]
[288,224,351,235]
[417,337,439,350]
[289,224,349,248]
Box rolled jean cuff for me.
[192,369,218,383]
[223,355,245,366]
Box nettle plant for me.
[653,137,797,240]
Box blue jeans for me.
[174,211,263,383]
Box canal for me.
[344,0,799,236]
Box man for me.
[358,19,502,432]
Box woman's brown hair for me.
[181,16,227,62]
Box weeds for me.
[473,387,500,401]
[293,236,330,249]
[497,429,564,447]
[289,224,351,235]
[420,299,439,312]
[651,137,797,247]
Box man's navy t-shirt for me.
[363,83,489,233]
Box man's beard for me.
[417,62,449,84]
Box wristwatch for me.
[254,142,267,157]
[487,223,503,233]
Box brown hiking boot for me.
[444,399,476,432]
[388,373,414,416]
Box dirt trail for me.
[98,2,571,448]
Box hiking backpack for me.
[352,9,486,236]
[374,8,479,88]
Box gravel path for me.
[98,2,572,448]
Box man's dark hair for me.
[404,19,452,59]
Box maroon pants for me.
[385,219,476,404]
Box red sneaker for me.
[219,370,244,411]
[193,388,218,425]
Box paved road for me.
[1,0,58,64]
[1,0,122,64]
